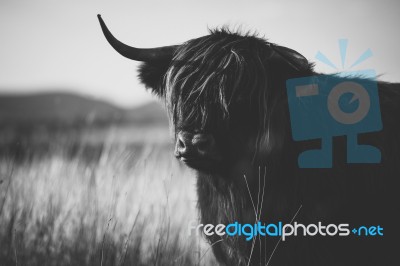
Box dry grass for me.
[0,126,217,266]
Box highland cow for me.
[98,15,400,266]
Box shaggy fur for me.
[137,29,400,265]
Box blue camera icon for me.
[286,69,382,168]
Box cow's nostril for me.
[193,134,216,154]
[178,138,185,149]
[196,140,208,150]
[196,138,210,150]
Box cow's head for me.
[98,15,312,178]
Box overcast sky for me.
[1,0,399,107]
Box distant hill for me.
[0,92,168,127]
[124,101,169,126]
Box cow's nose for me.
[175,131,216,158]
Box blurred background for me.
[0,0,399,265]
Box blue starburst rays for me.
[315,39,373,71]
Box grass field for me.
[0,125,217,266]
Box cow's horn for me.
[97,15,178,62]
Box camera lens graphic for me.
[327,81,371,125]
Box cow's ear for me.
[270,44,309,72]
[137,61,170,96]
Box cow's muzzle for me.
[174,131,221,169]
